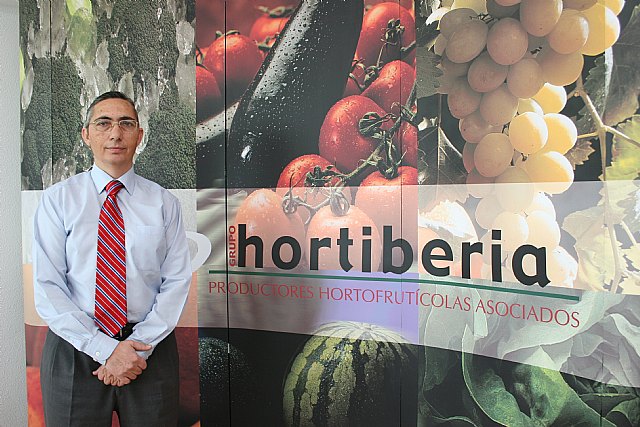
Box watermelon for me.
[283,322,418,427]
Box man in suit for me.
[33,91,192,426]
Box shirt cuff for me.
[85,332,119,364]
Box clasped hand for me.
[92,340,152,386]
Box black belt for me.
[109,322,138,341]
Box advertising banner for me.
[20,0,640,426]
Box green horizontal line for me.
[208,269,580,301]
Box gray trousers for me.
[40,329,179,427]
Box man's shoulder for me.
[133,174,178,202]
[42,171,91,197]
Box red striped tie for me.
[95,180,127,336]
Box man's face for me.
[82,98,143,175]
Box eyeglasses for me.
[90,119,139,133]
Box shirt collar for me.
[90,164,136,196]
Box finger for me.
[130,341,152,351]
[139,359,148,371]
[123,372,137,381]
[131,366,143,376]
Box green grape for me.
[452,0,488,14]
[480,84,518,126]
[599,0,625,15]
[541,113,577,154]
[463,142,477,172]
[475,195,503,230]
[495,166,535,213]
[492,211,529,252]
[487,17,529,65]
[547,9,589,54]
[487,0,520,18]
[448,77,482,119]
[517,98,544,115]
[532,83,567,114]
[434,34,448,56]
[519,0,563,37]
[507,58,544,98]
[467,169,495,198]
[526,211,561,248]
[537,47,584,86]
[524,151,574,194]
[546,246,578,285]
[446,19,489,63]
[509,112,549,155]
[459,110,502,143]
[442,54,471,77]
[581,3,620,56]
[440,8,478,38]
[524,191,556,218]
[495,0,522,6]
[474,132,514,177]
[563,0,597,10]
[467,52,509,93]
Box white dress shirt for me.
[33,165,192,364]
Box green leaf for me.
[416,47,443,99]
[427,415,479,426]
[563,206,622,290]
[510,363,615,427]
[606,115,640,180]
[580,393,636,415]
[606,398,640,427]
[604,4,640,126]
[616,183,640,231]
[577,53,613,135]
[462,353,535,427]
[422,346,458,393]
[420,127,468,206]
[565,138,596,169]
[422,127,466,184]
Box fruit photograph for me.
[15,0,640,424]
[414,0,640,425]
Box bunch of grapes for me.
[431,0,624,286]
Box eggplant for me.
[226,0,364,188]
[196,102,237,189]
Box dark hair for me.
[84,91,138,128]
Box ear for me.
[135,127,144,148]
[81,127,91,147]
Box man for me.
[33,91,192,426]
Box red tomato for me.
[249,10,291,43]
[275,154,352,222]
[366,0,414,11]
[354,166,418,265]
[343,59,366,98]
[395,120,418,168]
[356,2,416,68]
[319,95,389,173]
[196,0,299,47]
[203,34,264,104]
[362,60,415,115]
[234,189,306,269]
[306,205,382,272]
[276,154,340,189]
[196,66,223,122]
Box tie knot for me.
[105,180,124,197]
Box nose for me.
[108,122,124,138]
